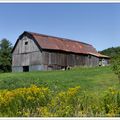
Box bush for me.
[111,55,120,83]
[102,87,120,117]
[1,85,120,117]
[39,86,80,117]
[0,85,51,117]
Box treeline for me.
[99,46,120,57]
[0,39,12,72]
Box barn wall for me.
[29,65,45,71]
[42,51,67,68]
[12,66,23,72]
[12,51,42,67]
[86,55,99,67]
[12,65,46,72]
[12,36,43,72]
[41,51,99,70]
[104,59,110,65]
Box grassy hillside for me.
[0,66,119,94]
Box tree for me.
[99,46,120,57]
[0,39,13,72]
[111,55,120,83]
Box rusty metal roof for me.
[12,31,109,58]
[27,31,109,58]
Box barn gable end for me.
[12,33,43,72]
[13,36,40,54]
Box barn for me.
[12,31,110,72]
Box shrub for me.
[111,55,120,83]
[39,86,80,117]
[102,87,120,117]
[0,85,51,117]
[1,85,120,117]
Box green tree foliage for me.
[99,46,120,57]
[0,39,12,72]
[111,55,120,83]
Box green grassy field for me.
[1,66,120,117]
[0,66,119,94]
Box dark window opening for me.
[25,41,28,45]
[23,66,29,72]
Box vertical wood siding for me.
[12,36,42,67]
[41,51,99,70]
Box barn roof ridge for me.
[25,31,93,47]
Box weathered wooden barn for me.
[12,31,110,72]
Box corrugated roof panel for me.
[26,31,109,58]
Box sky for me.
[0,3,120,51]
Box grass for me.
[0,66,119,95]
[0,66,120,117]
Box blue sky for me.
[0,3,120,51]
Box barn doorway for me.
[23,66,29,72]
